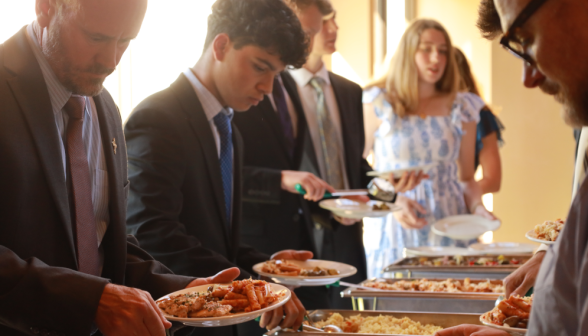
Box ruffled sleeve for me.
[455,92,484,124]
[478,109,505,144]
[363,86,384,104]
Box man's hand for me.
[434,325,509,336]
[281,170,334,202]
[271,249,313,261]
[332,195,371,226]
[504,251,545,298]
[259,290,306,330]
[393,195,427,229]
[186,267,241,288]
[391,171,428,193]
[95,283,171,336]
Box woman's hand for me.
[471,202,498,221]
[390,171,428,193]
[393,195,427,229]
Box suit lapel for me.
[171,75,229,238]
[3,28,76,259]
[93,94,127,281]
[230,125,244,259]
[257,97,292,164]
[281,72,310,168]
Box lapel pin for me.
[112,138,117,155]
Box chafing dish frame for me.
[273,309,483,335]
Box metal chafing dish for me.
[382,254,530,280]
[340,278,502,313]
[271,309,483,335]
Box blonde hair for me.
[376,19,460,118]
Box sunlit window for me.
[1,0,216,122]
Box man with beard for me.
[0,0,241,335]
[436,0,588,335]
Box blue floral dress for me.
[363,87,484,278]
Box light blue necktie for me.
[213,111,233,229]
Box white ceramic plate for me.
[367,163,437,179]
[403,246,477,257]
[480,314,527,335]
[525,229,556,245]
[156,283,290,327]
[253,259,357,287]
[468,242,537,254]
[319,199,401,219]
[431,215,501,240]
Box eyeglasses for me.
[500,0,549,65]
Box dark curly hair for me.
[204,0,309,68]
[477,0,503,40]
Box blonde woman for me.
[362,19,494,277]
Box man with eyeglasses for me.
[436,0,588,335]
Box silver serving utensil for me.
[303,324,344,333]
[495,295,505,307]
[295,178,396,202]
[367,178,396,202]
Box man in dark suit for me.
[125,0,314,333]
[0,0,240,335]
[288,2,375,309]
[234,0,336,310]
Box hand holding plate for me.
[391,171,429,193]
[95,284,171,336]
[185,267,240,288]
[271,249,313,261]
[503,251,545,298]
[260,290,305,331]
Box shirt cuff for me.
[535,244,549,253]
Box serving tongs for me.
[295,178,396,202]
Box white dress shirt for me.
[183,69,234,158]
[267,74,299,137]
[26,22,110,253]
[289,65,349,189]
[182,68,234,224]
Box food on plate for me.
[372,202,391,211]
[481,295,532,329]
[313,313,442,335]
[157,279,281,318]
[403,255,525,267]
[261,260,340,276]
[364,278,504,293]
[534,218,565,241]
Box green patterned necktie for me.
[309,77,345,189]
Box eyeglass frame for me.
[499,0,549,65]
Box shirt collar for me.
[289,64,331,87]
[26,21,78,116]
[183,68,233,122]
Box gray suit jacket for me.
[0,27,193,336]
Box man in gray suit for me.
[0,0,240,335]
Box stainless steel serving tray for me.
[382,254,530,279]
[341,278,503,300]
[273,310,483,335]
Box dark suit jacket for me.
[234,72,317,256]
[0,27,193,336]
[300,71,373,287]
[125,74,268,281]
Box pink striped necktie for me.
[64,95,100,276]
